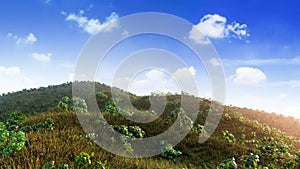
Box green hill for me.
[0,82,299,168]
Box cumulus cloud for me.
[8,33,37,45]
[32,52,52,62]
[17,33,37,45]
[189,14,249,44]
[231,67,266,85]
[127,66,197,95]
[209,58,221,67]
[0,66,34,94]
[227,22,249,39]
[65,10,119,35]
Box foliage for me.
[43,161,55,169]
[0,112,27,157]
[74,152,108,169]
[113,125,145,138]
[103,100,119,114]
[217,157,237,169]
[0,82,299,168]
[70,96,88,114]
[239,153,261,168]
[6,111,25,131]
[20,118,55,133]
[74,152,92,168]
[96,91,108,102]
[160,140,182,160]
[0,124,26,156]
[222,130,236,144]
[256,136,291,165]
[57,96,88,113]
[57,96,70,111]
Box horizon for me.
[1,80,299,120]
[1,0,300,119]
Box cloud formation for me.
[8,33,37,45]
[32,52,52,62]
[125,66,197,95]
[65,10,119,35]
[0,66,34,94]
[209,58,221,67]
[189,14,249,44]
[231,67,266,85]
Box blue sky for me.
[1,0,300,118]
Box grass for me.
[0,89,299,168]
[0,106,298,168]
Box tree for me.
[57,96,88,113]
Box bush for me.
[218,157,237,169]
[113,125,145,139]
[0,126,26,156]
[160,140,182,160]
[222,130,236,144]
[6,111,25,131]
[57,96,88,113]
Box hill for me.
[0,82,114,121]
[0,82,299,139]
[0,82,299,168]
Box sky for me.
[0,0,300,118]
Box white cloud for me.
[16,33,37,45]
[7,32,13,37]
[127,66,197,95]
[0,66,34,94]
[65,10,119,35]
[32,53,52,62]
[227,22,249,39]
[209,58,221,67]
[189,14,249,44]
[61,11,67,15]
[231,67,266,85]
[8,33,37,45]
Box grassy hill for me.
[0,82,299,168]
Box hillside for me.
[0,82,299,168]
[0,82,114,121]
[0,82,299,139]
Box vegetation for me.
[0,82,299,168]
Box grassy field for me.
[0,82,299,168]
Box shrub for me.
[0,127,26,156]
[6,111,25,131]
[239,153,260,168]
[74,152,92,168]
[217,157,237,169]
[160,140,182,160]
[70,96,88,113]
[57,96,88,113]
[43,161,55,169]
[20,118,55,133]
[57,96,70,111]
[74,152,108,169]
[222,130,236,144]
[113,125,145,139]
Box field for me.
[0,82,299,168]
